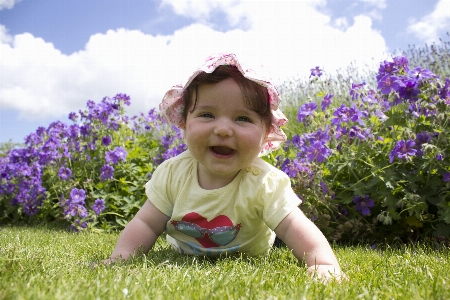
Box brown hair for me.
[182,65,272,132]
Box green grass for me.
[1,225,449,300]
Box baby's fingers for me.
[307,265,348,283]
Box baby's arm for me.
[274,208,344,280]
[107,200,170,262]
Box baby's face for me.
[185,78,267,189]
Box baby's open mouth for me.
[210,146,236,155]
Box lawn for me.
[1,224,449,299]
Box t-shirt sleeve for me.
[261,171,302,230]
[145,161,174,217]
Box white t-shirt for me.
[145,150,301,256]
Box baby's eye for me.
[236,116,253,123]
[199,113,214,118]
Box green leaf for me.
[384,111,408,127]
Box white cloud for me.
[161,0,387,80]
[407,0,450,43]
[359,0,386,10]
[161,0,237,20]
[160,0,326,27]
[0,27,177,119]
[0,0,21,10]
[333,17,349,31]
[0,0,389,122]
[0,24,12,43]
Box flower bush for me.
[1,40,450,243]
[0,94,186,231]
[270,54,450,243]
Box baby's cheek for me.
[242,132,265,150]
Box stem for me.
[336,163,396,198]
[425,114,449,186]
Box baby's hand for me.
[89,258,120,269]
[101,258,113,265]
[307,265,347,283]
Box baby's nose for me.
[213,119,233,137]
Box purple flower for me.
[70,219,88,232]
[80,124,91,136]
[362,90,378,104]
[398,78,420,101]
[77,205,88,218]
[436,153,443,161]
[68,124,80,139]
[415,132,431,145]
[442,90,450,105]
[65,204,88,218]
[114,147,127,161]
[305,128,330,144]
[108,122,119,131]
[350,82,366,100]
[297,102,317,123]
[161,143,187,161]
[320,181,328,194]
[321,94,333,111]
[339,205,348,216]
[389,140,417,163]
[92,198,105,215]
[100,164,114,181]
[1,170,8,179]
[393,56,409,72]
[439,78,450,103]
[43,136,61,150]
[376,56,408,81]
[24,132,42,147]
[47,121,68,138]
[87,100,96,109]
[281,158,310,178]
[349,126,369,140]
[70,188,86,204]
[58,167,72,180]
[105,147,127,164]
[68,112,78,121]
[377,61,397,80]
[334,125,348,140]
[105,151,115,164]
[290,134,306,150]
[304,141,331,163]
[65,205,79,217]
[102,136,112,146]
[310,66,323,77]
[408,67,435,81]
[378,75,404,94]
[353,195,375,216]
[331,104,365,126]
[89,141,97,151]
[331,105,348,125]
[161,135,174,148]
[410,101,436,118]
[78,219,88,228]
[443,172,450,182]
[374,110,388,121]
[115,93,131,106]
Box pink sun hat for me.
[159,53,288,155]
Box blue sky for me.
[1,0,449,144]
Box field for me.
[1,224,449,300]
